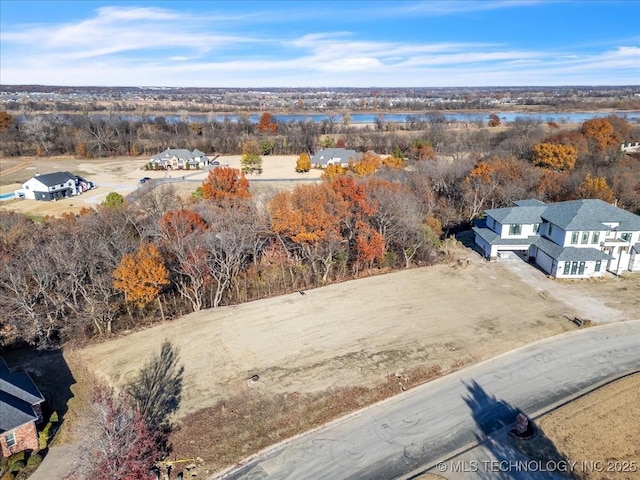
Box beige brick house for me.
[0,358,45,457]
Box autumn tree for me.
[350,151,381,176]
[269,183,348,283]
[382,155,406,169]
[581,118,618,151]
[531,142,578,171]
[0,111,14,132]
[240,139,263,174]
[321,163,347,179]
[409,140,436,161]
[296,152,311,172]
[577,174,615,203]
[258,112,278,134]
[74,383,159,480]
[201,167,251,201]
[113,243,170,314]
[488,113,501,127]
[543,130,589,157]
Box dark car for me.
[139,177,152,184]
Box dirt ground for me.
[78,250,639,420]
[538,373,640,479]
[0,154,322,217]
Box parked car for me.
[139,177,151,184]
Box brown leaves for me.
[531,142,578,171]
[113,243,170,307]
[201,167,251,202]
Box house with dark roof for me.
[17,172,93,201]
[0,358,45,457]
[310,148,362,168]
[473,199,640,278]
[150,148,210,169]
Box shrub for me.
[9,460,24,473]
[1,472,15,480]
[26,454,42,468]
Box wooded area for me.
[0,112,638,348]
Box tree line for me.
[0,114,638,349]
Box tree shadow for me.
[1,346,75,424]
[462,380,578,479]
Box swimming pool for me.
[0,192,16,201]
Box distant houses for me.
[150,148,210,170]
[15,172,94,201]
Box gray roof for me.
[0,358,44,433]
[311,148,361,165]
[485,206,546,225]
[514,199,546,207]
[534,237,613,262]
[31,171,75,187]
[151,148,207,162]
[472,226,536,246]
[541,199,640,231]
[633,243,640,254]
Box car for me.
[139,177,152,184]
[211,160,220,166]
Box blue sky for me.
[1,1,639,87]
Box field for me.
[74,243,639,473]
[0,154,323,218]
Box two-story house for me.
[16,172,94,201]
[150,148,209,169]
[473,199,640,278]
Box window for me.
[570,262,578,275]
[621,233,632,242]
[548,224,554,236]
[571,232,579,244]
[578,262,585,275]
[592,232,599,244]
[581,232,589,244]
[563,262,570,275]
[5,432,16,448]
[533,223,540,233]
[509,224,522,235]
[620,246,629,254]
[595,260,601,272]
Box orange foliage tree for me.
[531,143,578,171]
[258,112,278,134]
[382,155,406,169]
[269,183,347,282]
[488,113,501,127]
[581,118,617,151]
[350,151,381,176]
[201,167,251,201]
[295,152,311,173]
[577,174,615,203]
[321,163,347,179]
[113,243,170,309]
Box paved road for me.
[220,321,640,480]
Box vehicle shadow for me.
[462,380,576,479]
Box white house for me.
[473,199,640,278]
[150,148,209,169]
[16,172,93,201]
[311,148,362,168]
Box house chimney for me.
[35,172,40,176]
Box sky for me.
[1,0,639,88]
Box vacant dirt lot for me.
[0,154,321,217]
[539,373,640,479]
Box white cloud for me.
[1,3,638,87]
